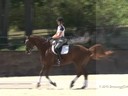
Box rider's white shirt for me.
[56,25,65,37]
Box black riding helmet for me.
[56,17,64,23]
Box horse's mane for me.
[29,35,47,42]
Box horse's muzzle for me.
[25,49,32,55]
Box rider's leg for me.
[55,43,62,60]
[54,43,63,65]
[55,48,61,65]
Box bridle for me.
[25,37,51,54]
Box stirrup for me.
[57,59,60,66]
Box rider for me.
[52,17,66,64]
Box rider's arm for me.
[52,26,64,39]
[52,31,62,39]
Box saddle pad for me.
[61,45,69,54]
[51,45,69,55]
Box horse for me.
[25,35,113,89]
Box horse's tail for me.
[89,44,113,60]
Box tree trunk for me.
[24,0,34,36]
[0,0,10,48]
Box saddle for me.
[52,42,69,55]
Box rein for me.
[41,38,51,45]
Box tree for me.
[24,0,34,36]
[96,0,128,26]
[0,0,10,48]
[9,0,96,31]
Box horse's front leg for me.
[70,74,81,88]
[44,56,57,87]
[45,67,57,87]
[46,75,57,87]
[37,67,44,88]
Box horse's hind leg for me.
[70,71,87,89]
[70,74,82,88]
[70,65,83,88]
[81,71,88,89]
[70,64,88,89]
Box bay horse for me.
[25,35,113,89]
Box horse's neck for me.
[35,40,50,57]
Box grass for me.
[15,45,26,51]
[8,29,54,38]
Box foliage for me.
[2,0,128,51]
[96,0,128,26]
[9,0,95,31]
[8,0,128,30]
[9,0,24,31]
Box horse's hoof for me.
[81,86,86,89]
[70,81,74,88]
[50,82,57,87]
[53,82,57,87]
[37,83,41,88]
[70,84,74,88]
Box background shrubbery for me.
[1,0,128,50]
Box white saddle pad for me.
[52,45,69,55]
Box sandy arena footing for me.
[0,75,128,96]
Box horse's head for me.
[25,35,51,54]
[25,36,35,54]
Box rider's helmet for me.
[56,17,64,23]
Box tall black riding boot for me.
[56,50,61,65]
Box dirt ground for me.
[0,75,128,96]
